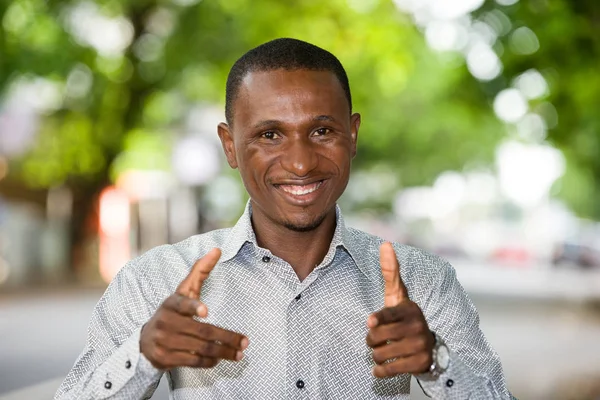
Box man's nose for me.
[280,137,319,177]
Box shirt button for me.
[295,294,301,300]
[262,256,271,263]
[125,360,132,369]
[446,379,454,388]
[104,381,112,389]
[296,379,305,389]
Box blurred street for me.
[1,267,600,400]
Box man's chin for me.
[282,214,328,233]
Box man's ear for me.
[217,122,238,169]
[350,113,361,158]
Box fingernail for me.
[241,337,249,349]
[367,315,377,328]
[196,304,208,317]
[236,351,244,361]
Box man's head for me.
[218,38,360,233]
[225,38,352,125]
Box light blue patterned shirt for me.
[56,203,511,399]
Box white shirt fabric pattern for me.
[55,203,513,399]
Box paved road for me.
[1,286,599,399]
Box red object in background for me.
[99,186,130,283]
[491,247,531,265]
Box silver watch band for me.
[421,331,449,381]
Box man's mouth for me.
[277,180,323,196]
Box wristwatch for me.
[425,331,450,380]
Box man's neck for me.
[250,207,337,282]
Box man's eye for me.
[262,131,279,140]
[313,128,331,136]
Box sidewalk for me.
[452,260,600,302]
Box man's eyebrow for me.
[252,119,281,130]
[252,115,337,129]
[313,115,337,123]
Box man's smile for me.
[272,179,328,204]
[276,180,323,196]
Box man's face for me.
[218,69,360,232]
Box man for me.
[56,38,512,399]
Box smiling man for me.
[56,38,512,399]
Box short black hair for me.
[225,38,352,125]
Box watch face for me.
[437,345,450,370]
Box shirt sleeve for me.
[54,263,164,400]
[409,249,514,400]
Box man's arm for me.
[54,264,163,400]
[411,248,512,399]
[55,247,248,400]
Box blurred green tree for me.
[1,0,599,264]
[471,0,600,219]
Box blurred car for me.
[552,242,600,269]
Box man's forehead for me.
[235,69,348,113]
[240,68,340,91]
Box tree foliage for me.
[0,0,599,219]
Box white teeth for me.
[280,181,322,196]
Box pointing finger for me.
[177,248,221,301]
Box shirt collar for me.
[219,201,258,263]
[220,201,377,282]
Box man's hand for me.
[366,242,435,378]
[140,248,249,370]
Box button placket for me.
[286,284,314,398]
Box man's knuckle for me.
[388,325,402,340]
[164,295,178,309]
[198,341,214,356]
[153,346,166,360]
[197,323,210,338]
[176,297,189,312]
[415,320,427,333]
[197,357,218,368]
[154,329,167,343]
[155,314,173,331]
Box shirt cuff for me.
[88,328,163,399]
[416,350,473,399]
